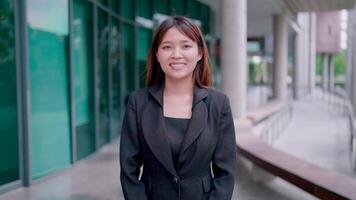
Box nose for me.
[171,47,182,58]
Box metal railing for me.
[253,101,293,145]
[310,87,356,170]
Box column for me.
[346,10,353,98]
[309,13,317,94]
[221,0,247,118]
[322,54,329,90]
[302,14,310,97]
[273,11,288,100]
[351,8,356,109]
[329,56,335,91]
[293,31,302,99]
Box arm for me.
[209,96,237,200]
[120,94,147,200]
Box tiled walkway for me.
[0,138,317,200]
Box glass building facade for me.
[0,0,212,194]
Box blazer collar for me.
[143,82,209,175]
[147,81,209,108]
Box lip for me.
[169,63,186,70]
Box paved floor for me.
[0,89,354,200]
[273,100,355,177]
[0,141,124,200]
[0,138,317,200]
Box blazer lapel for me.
[142,84,178,177]
[178,86,208,159]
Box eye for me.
[183,45,192,49]
[161,45,171,50]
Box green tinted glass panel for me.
[110,18,122,137]
[153,0,169,14]
[198,3,210,34]
[73,0,95,160]
[0,0,19,185]
[98,0,107,6]
[137,28,152,87]
[136,0,151,18]
[119,0,134,20]
[97,8,109,146]
[169,0,185,15]
[122,23,135,97]
[27,0,71,179]
[187,0,198,19]
[109,0,118,13]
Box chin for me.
[166,74,193,82]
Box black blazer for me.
[120,83,237,200]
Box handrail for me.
[245,100,293,144]
[235,95,356,199]
[236,133,356,200]
[311,87,356,170]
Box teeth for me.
[170,63,185,68]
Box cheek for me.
[188,51,201,63]
[156,51,169,63]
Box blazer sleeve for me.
[120,94,148,200]
[209,95,237,200]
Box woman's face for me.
[156,27,202,82]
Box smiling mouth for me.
[169,63,186,70]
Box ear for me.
[197,50,203,61]
[156,52,160,63]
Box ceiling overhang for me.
[282,0,356,12]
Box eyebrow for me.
[160,40,193,44]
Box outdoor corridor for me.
[0,92,354,200]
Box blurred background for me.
[1,0,356,199]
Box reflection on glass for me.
[119,0,134,20]
[27,0,71,178]
[73,0,95,160]
[169,0,185,15]
[0,0,19,186]
[123,23,135,98]
[97,8,110,146]
[137,28,152,88]
[153,0,169,14]
[110,18,122,137]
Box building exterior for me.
[316,11,341,90]
[1,0,356,197]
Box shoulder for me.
[205,87,229,105]
[126,88,150,108]
[129,88,149,99]
[203,87,231,116]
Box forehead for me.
[160,27,195,43]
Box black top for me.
[164,117,190,166]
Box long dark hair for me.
[146,16,212,87]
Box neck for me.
[164,77,194,96]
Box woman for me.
[120,16,236,200]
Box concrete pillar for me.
[221,0,247,118]
[329,56,335,91]
[346,10,353,98]
[351,8,356,109]
[303,14,310,97]
[309,13,317,94]
[299,13,309,98]
[322,54,329,90]
[273,12,288,101]
[293,31,302,100]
